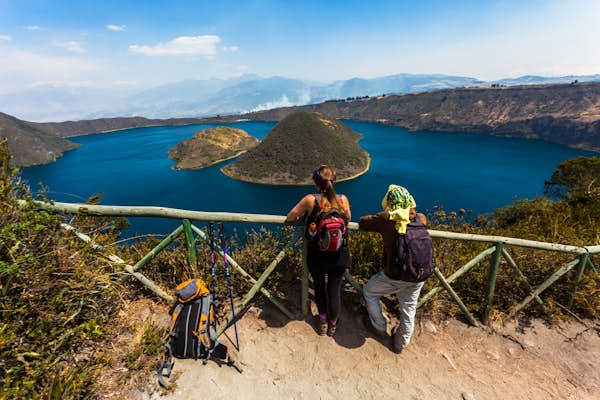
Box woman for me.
[285,164,351,336]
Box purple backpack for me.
[389,219,434,282]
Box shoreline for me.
[171,149,249,170]
[220,152,371,186]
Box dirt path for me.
[145,303,599,400]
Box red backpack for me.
[306,194,347,252]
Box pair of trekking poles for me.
[208,222,240,351]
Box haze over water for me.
[22,121,594,235]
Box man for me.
[358,184,428,353]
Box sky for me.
[0,0,599,93]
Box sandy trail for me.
[146,302,599,400]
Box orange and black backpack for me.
[157,278,241,387]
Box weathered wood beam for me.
[501,248,545,309]
[133,225,183,272]
[191,224,294,320]
[419,246,496,307]
[60,223,174,302]
[21,200,593,254]
[217,250,287,336]
[504,257,581,321]
[433,268,479,327]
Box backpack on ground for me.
[157,278,241,388]
[389,218,434,282]
[306,194,347,252]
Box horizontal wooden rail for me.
[20,199,598,326]
[21,200,597,254]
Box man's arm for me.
[358,212,386,232]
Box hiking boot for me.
[327,322,337,337]
[315,319,327,336]
[363,315,387,340]
[391,330,405,354]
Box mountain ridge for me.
[3,72,598,122]
[202,82,600,153]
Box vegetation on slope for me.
[168,126,259,170]
[222,111,370,184]
[0,112,79,167]
[0,134,597,398]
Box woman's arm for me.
[285,194,315,224]
[341,194,351,221]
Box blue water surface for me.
[22,120,594,235]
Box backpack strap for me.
[157,302,184,388]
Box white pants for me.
[363,270,424,349]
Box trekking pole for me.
[208,222,218,331]
[219,222,240,350]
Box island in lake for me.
[221,111,370,185]
[168,126,259,170]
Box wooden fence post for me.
[567,253,590,309]
[483,242,503,324]
[182,219,197,271]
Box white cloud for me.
[106,24,125,31]
[223,45,239,53]
[29,80,93,88]
[0,35,12,41]
[24,25,41,31]
[129,35,220,56]
[52,40,85,53]
[0,47,101,93]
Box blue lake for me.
[22,120,594,235]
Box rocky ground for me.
[138,301,599,400]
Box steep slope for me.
[0,112,79,166]
[168,126,259,170]
[221,111,370,184]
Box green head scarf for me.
[381,184,416,234]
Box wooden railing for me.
[21,200,599,331]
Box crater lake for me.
[22,120,595,236]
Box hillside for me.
[221,112,370,184]
[0,112,79,166]
[202,82,600,153]
[168,126,259,170]
[33,116,205,138]
[3,81,600,168]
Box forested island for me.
[168,126,259,170]
[221,112,370,185]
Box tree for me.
[544,156,600,201]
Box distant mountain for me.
[492,74,600,86]
[222,111,370,185]
[4,81,600,167]
[168,126,259,170]
[0,112,79,166]
[204,82,600,153]
[9,72,599,122]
